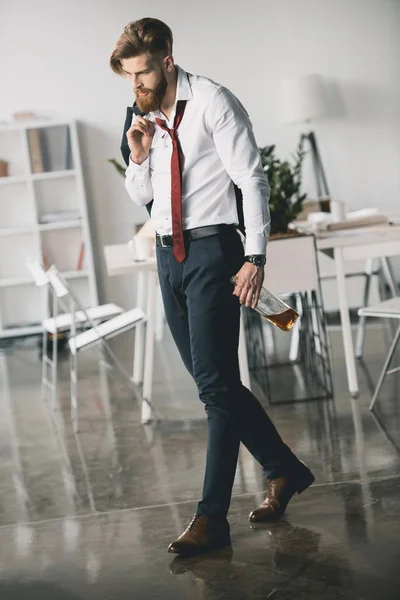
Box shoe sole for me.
[168,538,231,556]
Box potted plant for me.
[259,144,306,237]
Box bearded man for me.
[110,17,314,556]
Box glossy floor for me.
[0,322,399,599]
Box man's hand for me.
[232,262,264,308]
[127,116,155,165]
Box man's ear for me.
[164,55,175,73]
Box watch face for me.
[245,256,266,267]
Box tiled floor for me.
[0,321,399,599]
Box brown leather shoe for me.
[249,466,315,522]
[168,514,231,556]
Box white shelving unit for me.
[0,119,98,338]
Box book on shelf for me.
[325,214,389,231]
[27,124,73,173]
[41,241,85,272]
[13,111,38,120]
[27,129,44,173]
[77,242,85,271]
[65,127,73,170]
[41,125,73,171]
[41,245,50,270]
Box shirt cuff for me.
[125,155,150,179]
[244,234,267,256]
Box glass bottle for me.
[231,277,299,332]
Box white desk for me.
[105,222,400,405]
[300,223,400,397]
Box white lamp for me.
[279,74,330,207]
[280,74,327,124]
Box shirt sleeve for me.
[206,87,270,256]
[124,144,154,207]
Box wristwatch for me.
[244,254,266,268]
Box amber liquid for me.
[262,307,299,331]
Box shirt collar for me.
[148,65,192,121]
[175,65,193,102]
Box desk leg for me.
[155,284,165,342]
[133,270,146,385]
[355,258,374,359]
[335,247,359,397]
[381,257,398,297]
[142,270,157,424]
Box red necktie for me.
[156,100,187,263]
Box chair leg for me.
[356,258,375,359]
[70,349,78,433]
[369,324,400,411]
[99,337,159,420]
[41,330,49,402]
[52,331,59,412]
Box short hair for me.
[110,18,173,76]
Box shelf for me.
[0,275,34,287]
[32,169,76,181]
[0,324,43,339]
[0,175,28,185]
[0,171,76,185]
[0,119,98,331]
[0,270,88,288]
[0,119,72,132]
[39,219,82,231]
[0,220,82,236]
[62,270,88,280]
[0,225,37,236]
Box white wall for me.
[1,0,400,306]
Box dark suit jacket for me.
[120,104,245,233]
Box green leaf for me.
[258,142,307,234]
[108,158,126,177]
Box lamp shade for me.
[279,74,327,124]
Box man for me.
[110,17,314,556]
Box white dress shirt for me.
[125,66,270,255]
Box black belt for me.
[156,224,235,247]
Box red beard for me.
[135,75,168,113]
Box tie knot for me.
[170,129,178,140]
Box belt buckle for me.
[160,236,171,248]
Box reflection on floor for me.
[0,322,399,599]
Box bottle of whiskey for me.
[231,277,299,332]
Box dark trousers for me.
[156,226,303,518]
